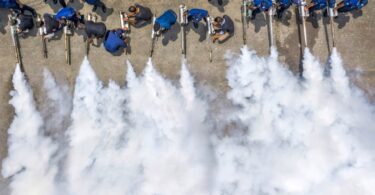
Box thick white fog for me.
[2,47,375,195]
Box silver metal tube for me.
[179,5,187,57]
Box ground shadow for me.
[95,7,113,22]
[275,10,292,26]
[185,21,207,42]
[306,12,321,29]
[250,13,267,33]
[162,22,180,46]
[67,0,84,11]
[334,9,363,29]
[208,0,229,12]
[0,8,9,34]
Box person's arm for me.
[212,32,222,43]
[334,1,345,10]
[127,12,136,17]
[305,2,316,10]
[218,32,230,42]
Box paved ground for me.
[0,0,374,193]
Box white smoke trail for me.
[2,65,58,195]
[2,47,375,195]
[218,46,375,195]
[42,69,72,138]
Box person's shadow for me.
[208,0,229,12]
[0,8,10,34]
[250,12,267,33]
[93,6,113,22]
[162,22,180,45]
[185,21,207,42]
[306,12,321,29]
[334,9,363,29]
[276,10,292,26]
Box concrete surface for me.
[0,0,374,193]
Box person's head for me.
[213,16,223,27]
[214,17,223,23]
[128,5,137,13]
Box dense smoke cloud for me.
[2,48,375,195]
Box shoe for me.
[101,6,106,13]
[92,5,97,12]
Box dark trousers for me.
[252,8,269,19]
[91,0,106,10]
[14,4,36,16]
[276,4,291,17]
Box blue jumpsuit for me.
[309,0,327,14]
[252,0,273,19]
[328,0,336,8]
[292,0,303,6]
[104,29,127,53]
[55,7,76,20]
[187,9,208,25]
[357,0,368,9]
[155,9,177,30]
[0,0,17,8]
[0,0,36,15]
[276,0,292,18]
[338,0,361,12]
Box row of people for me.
[244,0,368,20]
[11,4,233,55]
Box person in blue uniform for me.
[184,8,209,28]
[36,13,66,39]
[212,15,234,43]
[81,0,106,13]
[55,6,83,27]
[127,4,153,27]
[0,0,36,16]
[276,0,292,19]
[153,9,177,36]
[306,0,327,16]
[292,0,303,5]
[249,0,273,20]
[335,0,366,13]
[103,29,128,54]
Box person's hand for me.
[124,17,129,22]
[212,34,220,43]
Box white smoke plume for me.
[2,48,375,195]
[218,47,375,195]
[2,65,58,195]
